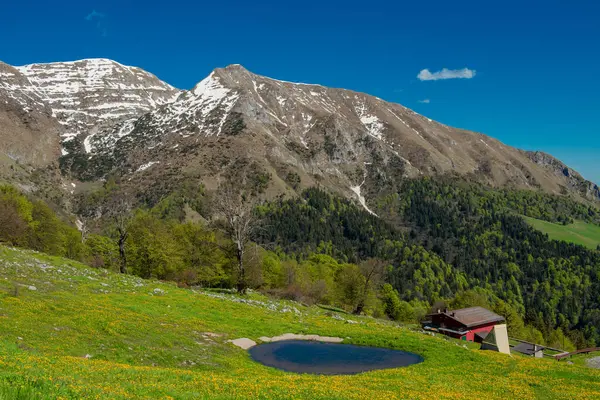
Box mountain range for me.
[1,58,598,210]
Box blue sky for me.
[2,0,599,183]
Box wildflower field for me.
[0,246,599,399]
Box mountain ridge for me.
[0,59,598,207]
[77,62,599,205]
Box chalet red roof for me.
[428,306,505,328]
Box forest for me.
[1,177,599,351]
[255,180,600,349]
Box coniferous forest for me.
[259,180,600,348]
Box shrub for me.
[381,283,401,320]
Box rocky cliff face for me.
[526,151,600,201]
[0,61,62,168]
[15,59,181,146]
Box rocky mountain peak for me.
[216,63,251,74]
[12,58,181,146]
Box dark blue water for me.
[249,340,423,375]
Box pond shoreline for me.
[228,333,344,349]
[249,340,424,375]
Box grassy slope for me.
[569,352,600,368]
[523,217,600,249]
[0,246,599,399]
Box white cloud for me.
[417,68,476,81]
[85,9,108,37]
[85,10,105,21]
[418,99,431,104]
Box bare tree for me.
[354,258,388,315]
[212,184,260,294]
[104,193,132,274]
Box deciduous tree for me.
[212,185,260,294]
[104,193,132,274]
[354,258,388,314]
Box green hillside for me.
[523,217,600,250]
[3,180,600,353]
[1,246,599,399]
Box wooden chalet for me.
[422,306,505,342]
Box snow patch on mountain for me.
[0,66,48,111]
[350,184,377,216]
[192,72,230,100]
[83,135,94,154]
[12,59,181,151]
[86,119,137,154]
[136,161,160,172]
[355,103,384,140]
[153,72,240,136]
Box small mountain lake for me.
[248,340,423,375]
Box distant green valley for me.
[523,217,600,250]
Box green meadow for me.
[0,245,599,399]
[523,217,600,249]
